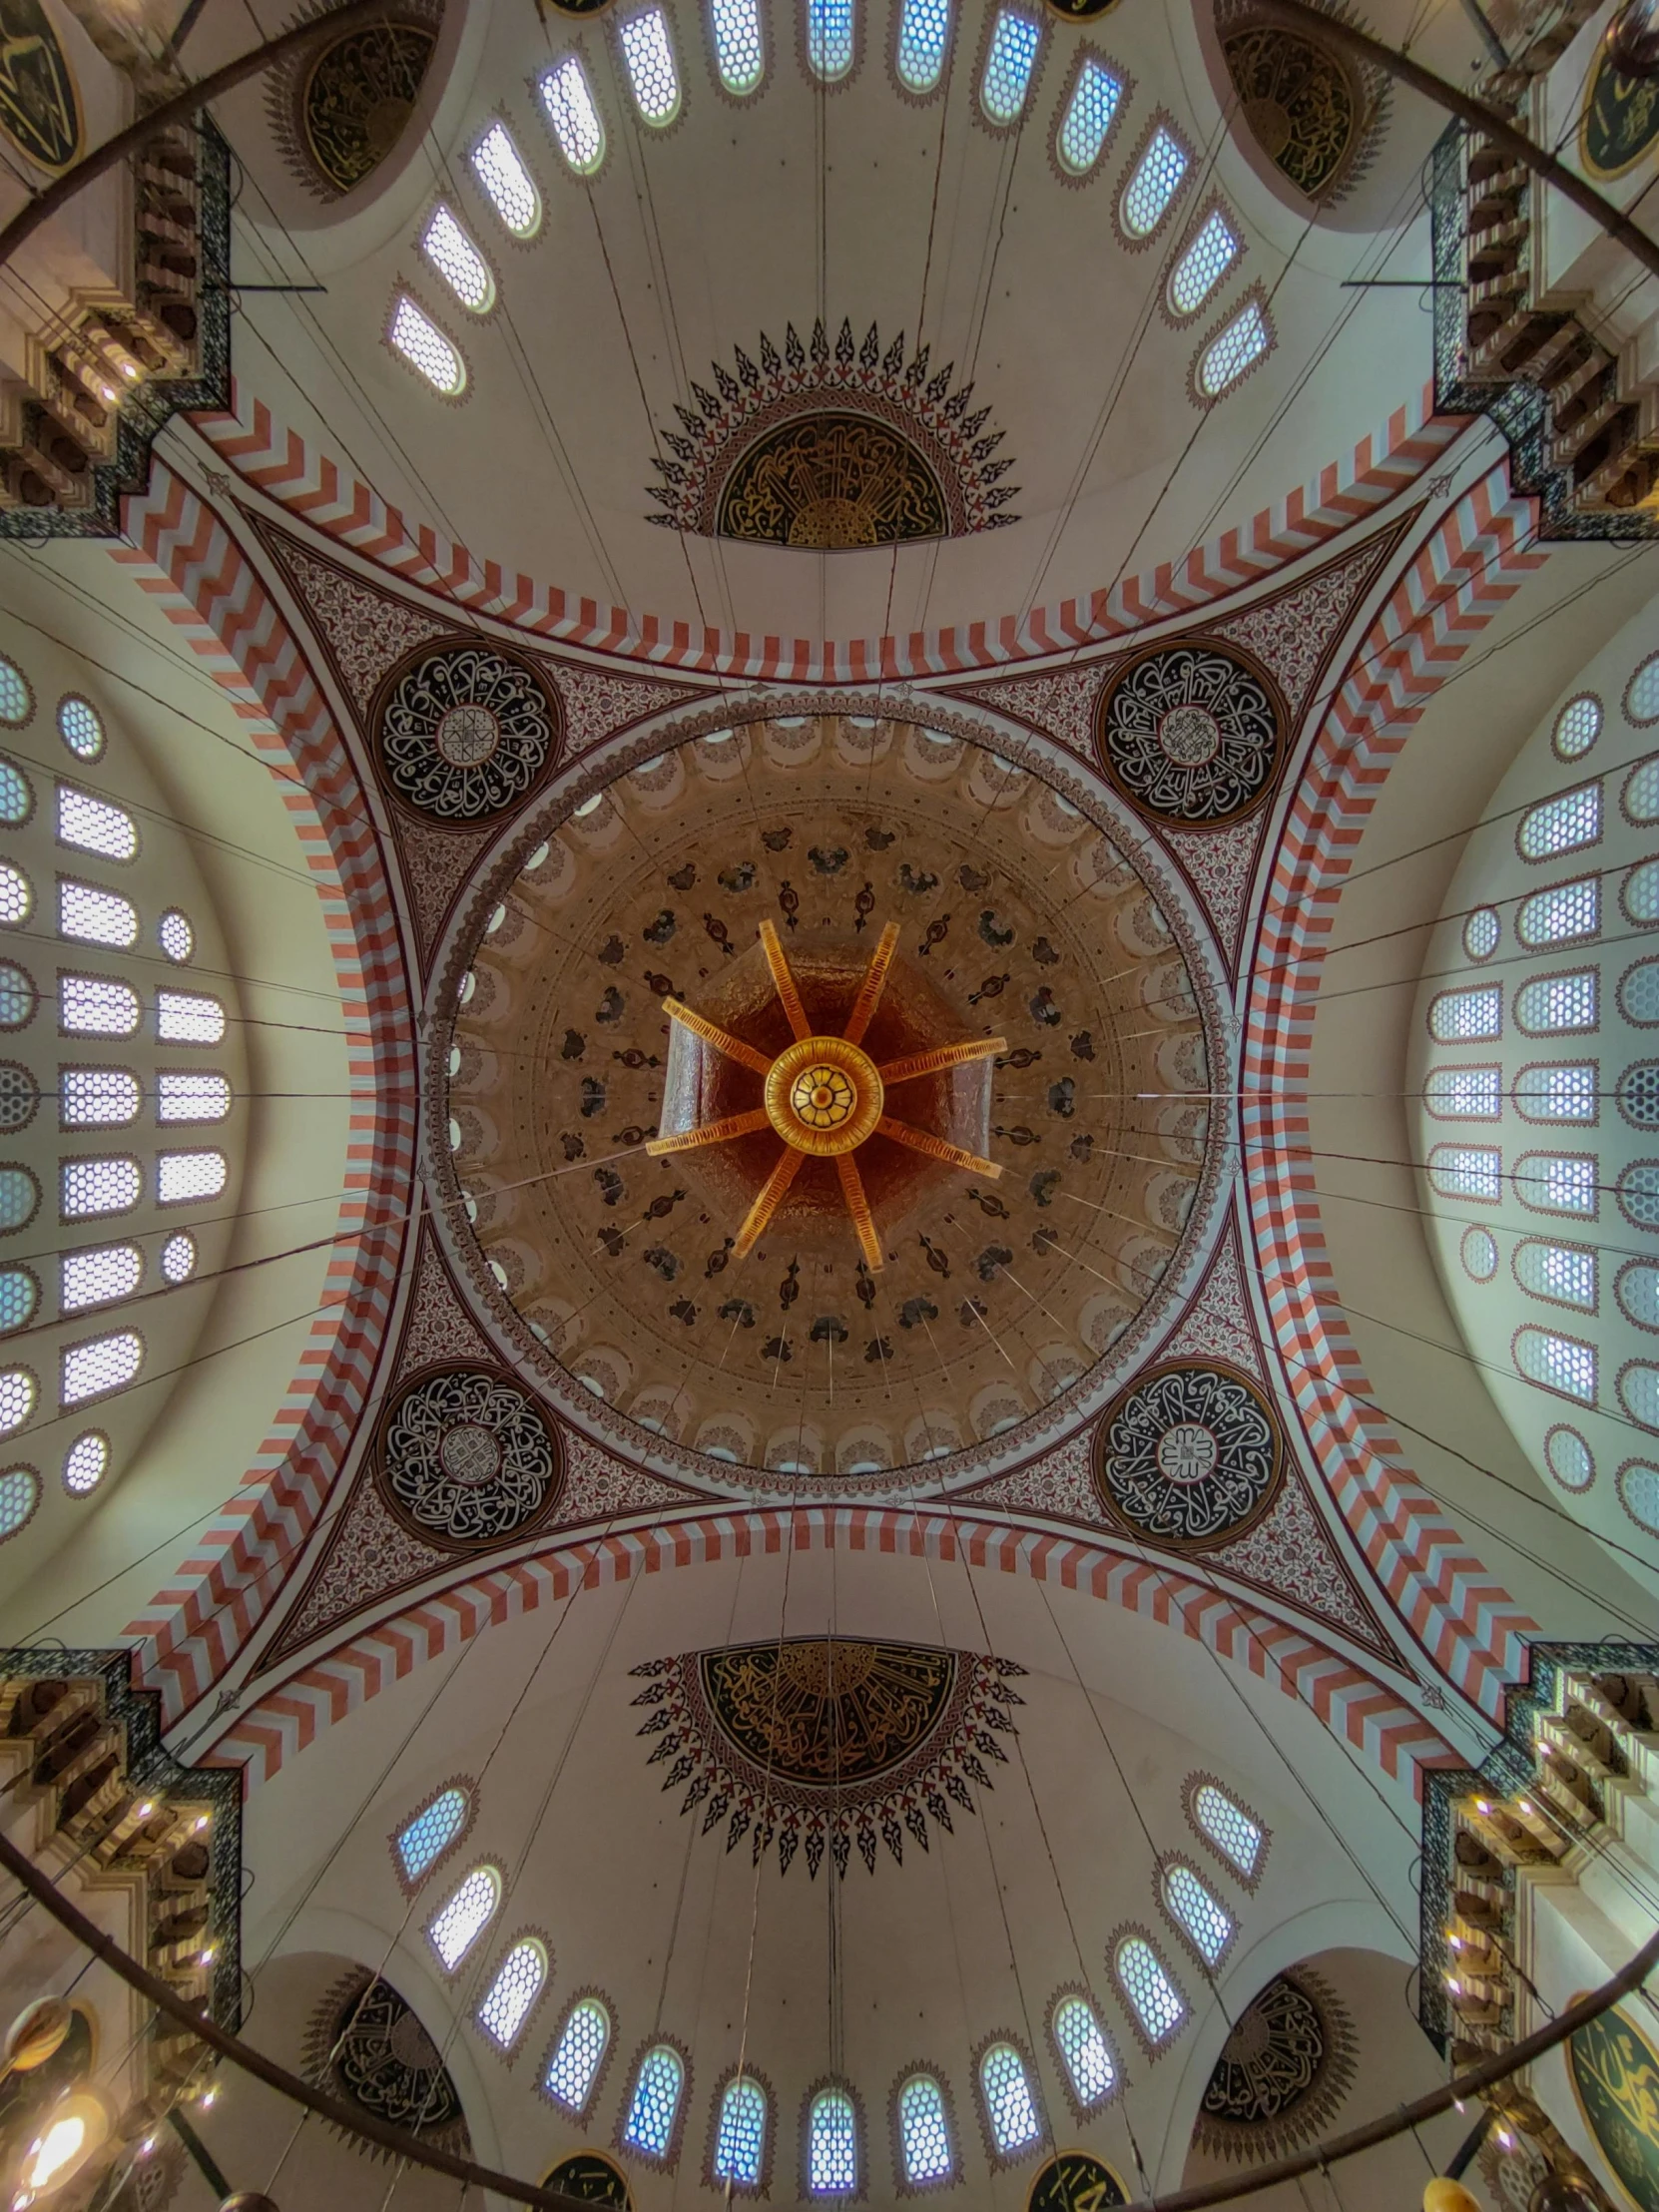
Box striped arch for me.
[1242,461,1545,1722]
[112,460,417,1725]
[210,1506,1458,1793]
[191,382,1456,682]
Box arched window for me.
[1056,57,1122,174]
[1618,1260,1659,1331]
[1160,1863,1234,1965]
[1169,209,1240,318]
[59,880,137,949]
[0,862,29,926]
[393,1784,471,1886]
[1513,1152,1597,1216]
[61,1330,141,1405]
[543,1995,610,2112]
[619,8,682,124]
[623,2043,685,2159]
[977,2041,1041,2158]
[1196,299,1272,399]
[1190,1781,1265,1879]
[806,0,854,81]
[1426,1145,1500,1202]
[1518,782,1600,860]
[421,207,494,313]
[476,1937,547,2048]
[1514,1240,1596,1311]
[1051,1994,1116,2108]
[57,788,136,861]
[896,2073,953,2185]
[1625,755,1659,821]
[62,976,138,1037]
[1517,876,1600,947]
[980,8,1040,125]
[157,989,226,1044]
[1424,1067,1500,1120]
[157,1149,227,1204]
[1514,1327,1596,1403]
[1121,124,1188,237]
[539,57,606,174]
[1113,1935,1187,2047]
[1515,1063,1596,1123]
[158,1071,232,1124]
[469,120,541,235]
[713,2073,769,2188]
[387,296,466,396]
[426,1865,501,1970]
[61,1069,141,1127]
[62,1157,141,1219]
[712,0,766,93]
[1553,696,1602,760]
[894,0,949,93]
[1429,985,1501,1043]
[1516,969,1598,1035]
[806,2086,858,2194]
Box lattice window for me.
[58,879,137,949]
[61,976,138,1037]
[981,9,1040,123]
[61,1156,139,1219]
[1622,1061,1659,1128]
[388,296,465,394]
[0,962,33,1030]
[395,1786,470,1884]
[1122,126,1187,236]
[979,2043,1041,2155]
[1518,876,1600,947]
[1622,1366,1659,1429]
[161,1231,196,1283]
[57,699,103,762]
[0,1168,36,1230]
[61,1244,142,1312]
[1626,755,1659,823]
[1192,1782,1262,1876]
[60,1068,140,1127]
[897,2075,952,2184]
[1429,987,1501,1043]
[1052,1995,1116,2107]
[1515,1063,1596,1122]
[0,863,29,933]
[1514,1241,1595,1310]
[895,0,949,92]
[624,2044,685,2158]
[1425,1067,1500,1119]
[544,1998,609,2110]
[713,0,766,90]
[1515,1327,1596,1403]
[426,1866,500,1969]
[1161,1864,1233,1964]
[0,763,29,831]
[620,9,681,123]
[158,909,194,963]
[1198,300,1270,396]
[470,121,541,233]
[0,1270,35,1332]
[1464,906,1501,960]
[476,1938,547,2048]
[156,1071,230,1124]
[1630,660,1659,726]
[1622,960,1659,1026]
[63,1432,107,1493]
[0,1465,36,1531]
[0,1370,33,1435]
[0,661,27,726]
[1518,782,1600,859]
[61,1330,141,1405]
[157,991,225,1044]
[1515,1153,1597,1215]
[1619,1261,1659,1331]
[807,0,855,79]
[807,2087,857,2194]
[539,57,606,172]
[1554,696,1601,760]
[421,206,493,312]
[157,1150,227,1204]
[56,787,136,863]
[714,2075,768,2186]
[1169,209,1239,316]
[1114,1936,1186,2045]
[1427,1145,1500,1201]
[1516,970,1597,1034]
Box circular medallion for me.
[1094,641,1287,828]
[764,1035,884,1155]
[309,1971,466,2146]
[1027,2153,1127,2212]
[1094,1363,1283,1547]
[1195,1969,1355,2160]
[544,2155,633,2209]
[378,1367,562,1546]
[376,643,560,824]
[299,20,434,195]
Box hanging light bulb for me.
[219,2195,281,2212]
[14,2092,107,2203]
[1423,2180,1482,2212]
[0,2001,71,2082]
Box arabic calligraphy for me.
[1028,2151,1128,2212]
[1569,2002,1659,2212]
[717,413,949,547]
[543,2154,633,2209]
[300,20,434,195]
[702,1637,958,1784]
[1581,48,1659,183]
[0,0,80,174]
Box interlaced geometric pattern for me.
[470,122,540,232]
[1554,696,1601,760]
[158,1150,227,1203]
[1115,1936,1187,2044]
[1429,986,1501,1043]
[1627,756,1659,822]
[60,979,138,1039]
[1427,1146,1500,1201]
[0,661,27,725]
[544,1998,609,2109]
[1619,1262,1659,1330]
[62,1156,140,1218]
[979,2043,1041,2155]
[0,1063,37,1132]
[62,1431,107,1493]
[1516,1154,1596,1215]
[1464,906,1500,959]
[476,1939,546,2048]
[158,909,194,963]
[426,1867,500,1969]
[620,10,681,123]
[389,297,464,395]
[421,207,492,312]
[1170,210,1239,315]
[624,2044,685,2157]
[1515,1242,1595,1310]
[0,1270,35,1331]
[1198,301,1271,397]
[1425,1067,1499,1119]
[61,1069,140,1127]
[1162,1864,1234,1963]
[161,1232,196,1283]
[61,1245,142,1311]
[714,2074,768,2184]
[0,864,29,930]
[807,2088,857,2192]
[1622,1164,1659,1228]
[1058,59,1121,170]
[1514,1063,1596,1122]
[898,2075,952,2182]
[895,0,949,92]
[981,10,1040,124]
[57,699,104,762]
[59,880,137,948]
[807,0,855,80]
[0,1465,36,1532]
[538,58,605,172]
[0,962,32,1029]
[0,1370,33,1435]
[1621,1367,1659,1429]
[1192,1783,1262,1876]
[1514,1327,1596,1403]
[61,1330,141,1404]
[1516,971,1597,1034]
[1622,961,1659,1025]
[1630,659,1659,725]
[396,1787,469,1882]
[0,1169,35,1230]
[1517,877,1599,946]
[1621,1062,1659,1128]
[157,1071,231,1123]
[157,991,226,1043]
[57,787,136,860]
[0,763,27,826]
[1122,126,1187,234]
[1052,1996,1117,2106]
[712,0,765,91]
[1518,783,1600,859]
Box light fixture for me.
[16,2092,107,2203]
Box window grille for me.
[157,1071,230,1124]
[1057,57,1121,169]
[1516,970,1597,1034]
[1198,300,1270,396]
[1619,1262,1659,1331]
[62,1431,107,1493]
[58,880,137,949]
[1169,209,1239,316]
[61,1157,139,1219]
[0,1466,36,1532]
[895,0,949,92]
[57,699,103,762]
[1622,960,1659,1026]
[1629,657,1659,726]
[1621,1460,1659,1530]
[0,863,31,928]
[1514,1241,1595,1310]
[61,1330,141,1405]
[1463,906,1500,960]
[1052,1995,1116,2106]
[806,2087,857,2193]
[0,963,34,1028]
[157,991,225,1044]
[1427,1145,1500,1201]
[1122,126,1187,235]
[0,662,27,726]
[1554,696,1602,760]
[714,2076,768,2186]
[1114,1936,1186,2044]
[1425,1066,1499,1119]
[1191,1782,1262,1875]
[476,1938,546,2048]
[0,1370,33,1436]
[1517,876,1599,947]
[897,2075,952,2183]
[421,207,493,312]
[61,1244,141,1311]
[426,1866,500,1969]
[1514,1063,1596,1123]
[544,1998,609,2109]
[0,1168,35,1230]
[470,121,541,232]
[161,1231,196,1283]
[620,9,681,122]
[624,2044,685,2158]
[0,763,29,830]
[1626,755,1659,824]
[1626,861,1659,928]
[395,1787,469,1883]
[1546,1425,1594,1488]
[0,1270,34,1332]
[1429,986,1500,1042]
[1622,1060,1659,1128]
[1161,1863,1234,1964]
[979,2043,1041,2155]
[539,57,606,171]
[62,976,138,1036]
[60,1068,140,1127]
[158,909,194,963]
[1515,1152,1597,1215]
[713,0,766,90]
[388,296,465,395]
[1515,1327,1596,1403]
[158,1150,227,1204]
[1622,1366,1659,1429]
[1621,1162,1659,1229]
[1462,1226,1498,1278]
[807,0,855,79]
[56,787,135,861]
[1518,783,1600,859]
[981,9,1040,123]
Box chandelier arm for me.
[645,1108,772,1156]
[662,997,773,1077]
[835,1153,884,1272]
[875,1117,1002,1178]
[734,1144,805,1257]
[841,921,901,1046]
[879,1037,1009,1087]
[759,919,812,1040]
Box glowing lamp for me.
[17,2092,107,2201]
[1423,2181,1481,2212]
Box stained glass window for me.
[1518,783,1600,859]
[157,1071,231,1124]
[1626,755,1659,824]
[1554,696,1601,760]
[61,1330,141,1405]
[1052,1995,1117,2107]
[61,1157,140,1219]
[1514,1327,1596,1403]
[59,880,137,949]
[620,8,681,123]
[895,0,948,92]
[539,56,606,172]
[426,1866,500,1969]
[714,2075,768,2186]
[157,1150,227,1204]
[1623,960,1659,1025]
[56,787,136,861]
[981,9,1040,124]
[61,1245,142,1312]
[1516,970,1597,1034]
[897,2075,952,2184]
[623,2044,684,2158]
[62,976,137,1036]
[807,2087,857,2193]
[1161,1864,1233,1964]
[1514,1153,1597,1216]
[0,1465,37,1533]
[979,2043,1041,2156]
[1057,58,1121,171]
[1169,209,1239,316]
[0,863,31,928]
[61,1068,140,1127]
[395,1786,470,1883]
[1427,1145,1501,1201]
[62,1431,107,1494]
[57,698,103,762]
[1514,1241,1595,1310]
[807,0,855,80]
[1192,1782,1263,1876]
[1198,300,1271,397]
[1114,1936,1186,2044]
[157,991,225,1044]
[1424,1067,1499,1119]
[712,0,766,91]
[421,206,493,313]
[1517,876,1599,946]
[470,121,541,233]
[1514,1063,1596,1122]
[389,296,465,395]
[476,1938,547,2048]
[544,1997,609,2110]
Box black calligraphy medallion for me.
[544,2154,633,2208]
[0,0,82,173]
[1028,2152,1128,2212]
[1094,639,1288,828]
[1094,1363,1284,1549]
[702,1637,958,1784]
[1581,46,1659,181]
[1195,1969,1356,2161]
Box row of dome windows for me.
[386,5,1269,403]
